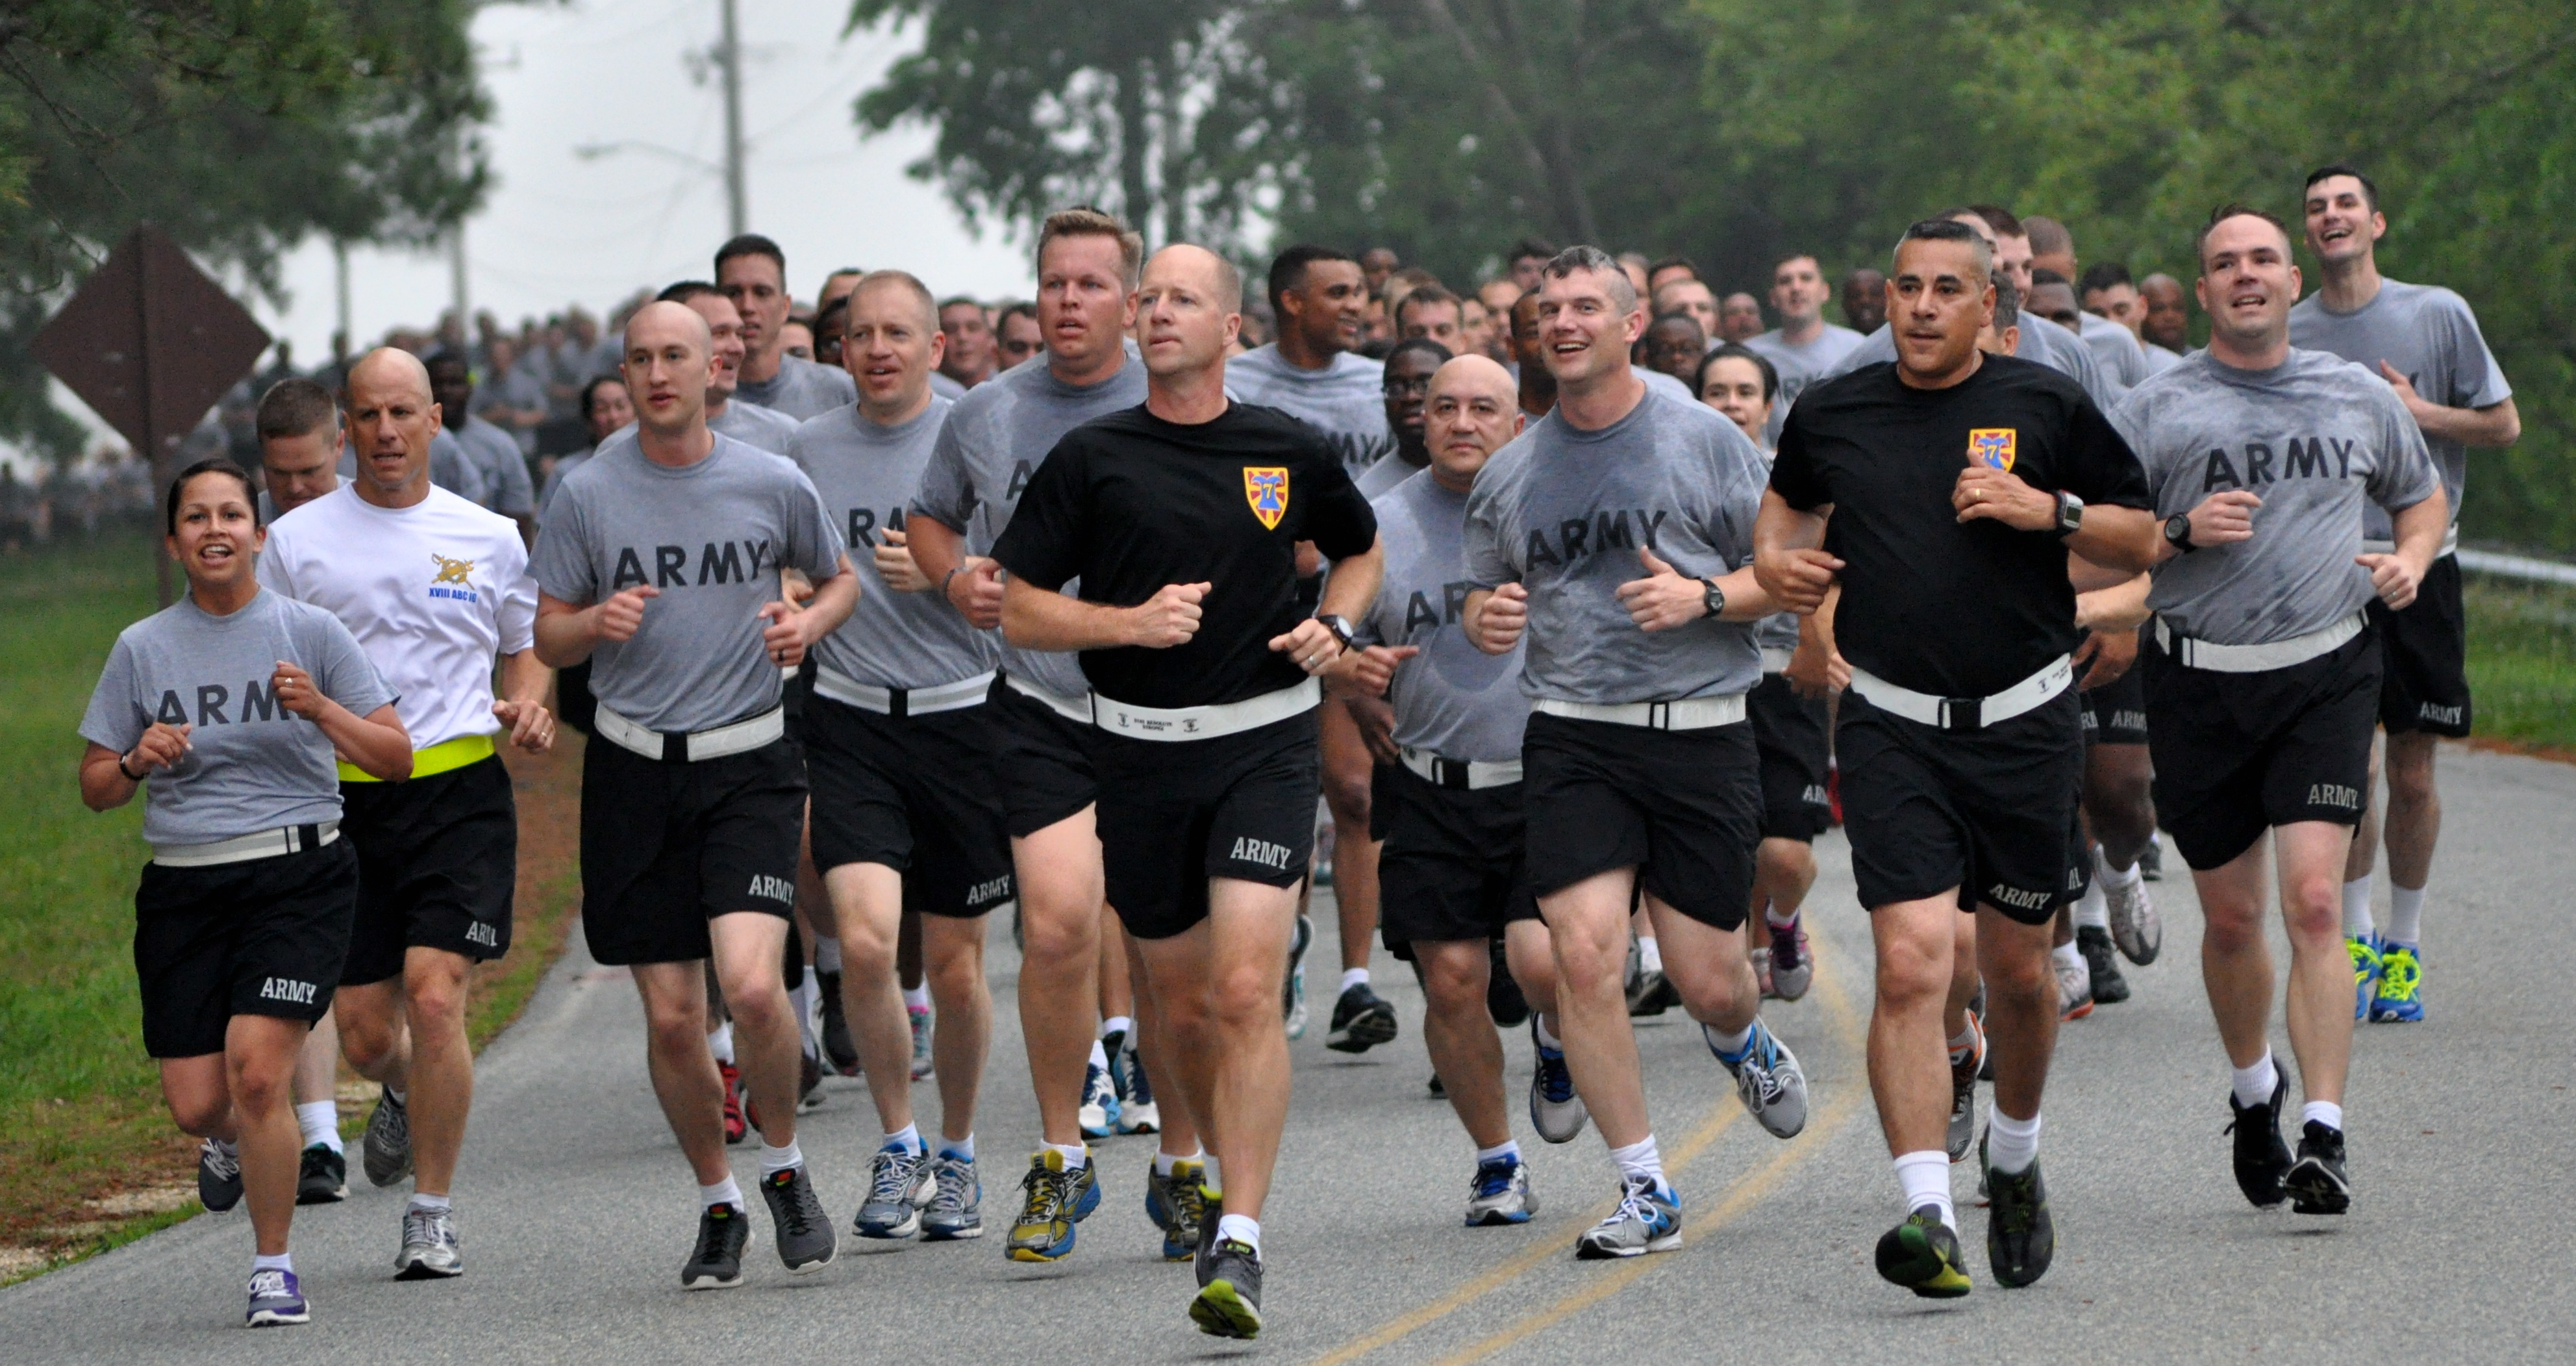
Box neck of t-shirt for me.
[738,343,783,385]
[2314,254,2385,314]
[188,577,261,619]
[2204,330,2294,376]
[1896,346,1984,392]
[861,387,935,431]
[1779,314,1826,346]
[1554,366,1646,431]
[1147,366,1231,425]
[703,390,731,421]
[351,467,431,512]
[1047,346,1127,391]
[637,421,717,469]
[1274,333,1341,372]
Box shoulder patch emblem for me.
[431,553,477,585]
[1968,428,2017,471]
[1244,466,1290,530]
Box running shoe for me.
[922,1154,982,1241]
[1079,1055,1121,1139]
[2226,1070,2293,1208]
[1146,1158,1207,1261]
[1948,1016,1984,1163]
[1573,1174,1681,1259]
[1708,1018,1808,1139]
[719,1062,749,1145]
[198,1137,243,1213]
[760,1165,838,1270]
[1427,1072,1445,1097]
[363,1087,413,1185]
[1528,1018,1588,1143]
[797,1048,827,1115]
[816,969,858,1075]
[2138,832,2164,881]
[2104,872,2162,965]
[1284,914,1313,1039]
[2348,933,2384,1021]
[1191,1238,1265,1339]
[296,1143,346,1206]
[1194,1187,1225,1285]
[1486,939,1531,1027]
[1751,946,1775,1000]
[908,1005,936,1081]
[1005,1148,1100,1261]
[1984,1156,2055,1287]
[1465,1155,1536,1226]
[2053,950,2094,1021]
[245,1268,309,1327]
[395,1204,464,1279]
[1625,958,1676,1017]
[2371,942,2424,1023]
[1326,981,1400,1053]
[854,1143,933,1239]
[681,1202,749,1289]
[1114,1036,1160,1135]
[1769,913,1815,1001]
[2285,1121,2351,1215]
[2077,925,2130,1005]
[1875,1206,1971,1298]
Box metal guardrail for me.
[2458,549,2576,588]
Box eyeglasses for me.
[1382,377,1433,396]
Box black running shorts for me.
[338,755,516,986]
[2143,625,2381,872]
[1835,689,2086,925]
[779,659,814,746]
[1521,711,1760,931]
[1092,712,1320,941]
[990,679,1099,838]
[2080,639,2149,748]
[803,694,1016,918]
[579,735,806,966]
[2370,553,2471,737]
[1375,763,1538,949]
[133,839,357,1057]
[1750,674,1833,842]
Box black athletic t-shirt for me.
[994,400,1378,709]
[1770,354,2150,698]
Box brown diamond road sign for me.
[32,224,272,603]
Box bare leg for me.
[630,961,727,1185]
[2277,822,2358,1106]
[1867,895,1959,1157]
[2379,732,2441,892]
[921,912,992,1145]
[1319,703,1379,975]
[1416,940,1509,1148]
[395,947,473,1196]
[1132,878,1296,1220]
[828,862,916,1136]
[290,1004,340,1120]
[1975,907,2058,1126]
[1538,868,1652,1146]
[1012,807,1103,1149]
[225,1015,310,1256]
[1125,926,1200,1153]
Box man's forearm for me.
[2419,397,2519,449]
[1002,579,1131,651]
[803,561,862,637]
[2391,492,2450,575]
[1317,541,1383,620]
[908,516,969,585]
[2066,505,2158,574]
[533,604,599,668]
[500,648,552,707]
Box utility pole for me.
[332,239,352,366]
[449,218,470,345]
[719,0,747,236]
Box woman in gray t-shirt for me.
[75,460,406,1329]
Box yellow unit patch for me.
[1968,428,2017,471]
[1243,466,1290,530]
[431,553,477,585]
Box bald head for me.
[1424,353,1523,490]
[622,300,716,437]
[346,347,432,407]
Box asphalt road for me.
[6,743,2573,1362]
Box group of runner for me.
[78,161,2518,1334]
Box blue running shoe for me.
[2371,942,2424,1022]
[853,1142,932,1239]
[1574,1174,1680,1258]
[1079,1054,1120,1139]
[2348,933,2384,1021]
[1466,1156,1535,1226]
[1707,1018,1809,1139]
[245,1268,308,1327]
[1529,1018,1587,1143]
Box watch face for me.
[2166,514,2190,540]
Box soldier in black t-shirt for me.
[992,244,1382,1342]
[1758,220,2158,1300]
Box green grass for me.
[2463,573,2576,750]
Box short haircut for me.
[1699,343,1779,401]
[1266,244,1356,316]
[1772,251,1821,275]
[423,348,470,377]
[1991,277,2021,332]
[937,296,985,318]
[2023,215,2073,259]
[1894,219,1994,285]
[1649,310,1706,342]
[256,377,339,442]
[1941,203,2024,239]
[998,300,1039,329]
[1507,236,1559,265]
[2028,267,2071,288]
[1541,246,1638,313]
[1210,253,1245,310]
[714,233,786,281]
[1395,285,1459,325]
[813,295,848,339]
[851,270,940,331]
[2194,203,2294,267]
[579,374,626,423]
[657,280,723,305]
[2078,261,2134,294]
[1037,205,1145,286]
[1385,336,1454,371]
[1647,255,1698,282]
[167,457,259,535]
[2303,162,2379,213]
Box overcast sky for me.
[260,0,1031,362]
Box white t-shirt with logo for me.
[258,485,539,752]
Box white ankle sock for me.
[2341,876,2375,939]
[2301,1100,2344,1132]
[1608,1134,1666,1189]
[253,1252,294,1274]
[883,1122,922,1154]
[707,1022,734,1065]
[2232,1051,2280,1109]
[1215,1213,1261,1252]
[295,1101,342,1153]
[2095,845,2142,889]
[700,1176,742,1209]
[408,1192,451,1213]
[1340,967,1370,993]
[2052,941,2084,974]
[814,936,842,974]
[940,1132,975,1161]
[759,1139,803,1176]
[1765,902,1797,930]
[2385,885,2424,946]
[1892,1150,1955,1229]
[1089,1038,1110,1069]
[2073,879,2110,931]
[1044,1141,1088,1170]
[1101,1015,1133,1041]
[1986,1108,2042,1175]
[1703,1020,1753,1059]
[1637,935,1664,974]
[1532,1013,1562,1051]
[1153,1148,1198,1176]
[1475,1139,1523,1166]
[903,983,929,1013]
[1201,1154,1223,1195]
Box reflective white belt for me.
[812,666,995,717]
[1005,674,1097,725]
[1092,678,1319,742]
[595,703,784,763]
[1532,693,1747,731]
[1848,654,2074,733]
[2153,611,2364,675]
[154,820,340,868]
[1760,646,1796,675]
[1400,746,1523,791]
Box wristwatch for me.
[1316,614,1356,648]
[1700,577,1727,620]
[2164,512,2197,553]
[2054,490,2085,537]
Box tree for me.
[0,1,490,462]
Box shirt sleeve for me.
[1768,408,1832,512]
[990,436,1090,590]
[1301,441,1379,562]
[77,635,145,754]
[910,418,979,535]
[2438,293,2512,409]
[2366,385,2441,514]
[494,535,539,654]
[309,611,397,718]
[253,526,295,599]
[529,477,599,604]
[2057,392,2153,511]
[1460,472,1517,589]
[781,467,848,581]
[2106,389,2167,507]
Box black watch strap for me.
[2165,512,2196,553]
[117,753,147,782]
[1318,614,1355,648]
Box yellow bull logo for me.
[431,553,477,585]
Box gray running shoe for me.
[853,1144,933,1239]
[1573,1174,1681,1259]
[1708,1018,1808,1139]
[1768,913,1815,1001]
[921,1154,983,1241]
[758,1165,838,1272]
[197,1137,242,1213]
[362,1088,412,1187]
[1465,1156,1536,1226]
[2054,950,2094,1020]
[1947,1017,1984,1163]
[1191,1239,1264,1339]
[1282,914,1313,1039]
[2105,872,2162,965]
[394,1204,463,1279]
[681,1202,748,1289]
[1528,1019,1588,1144]
[907,1007,936,1081]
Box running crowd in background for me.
[73,159,2520,1337]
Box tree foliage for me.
[0,1,490,462]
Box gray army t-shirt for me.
[1744,323,1867,446]
[910,354,1150,699]
[2288,279,2510,544]
[2078,311,2151,393]
[2112,348,2437,646]
[710,398,800,454]
[734,353,859,422]
[447,417,536,517]
[532,431,844,733]
[1225,344,1392,479]
[80,589,395,846]
[1357,451,1429,500]
[1358,471,1528,763]
[1463,385,1768,703]
[791,398,995,690]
